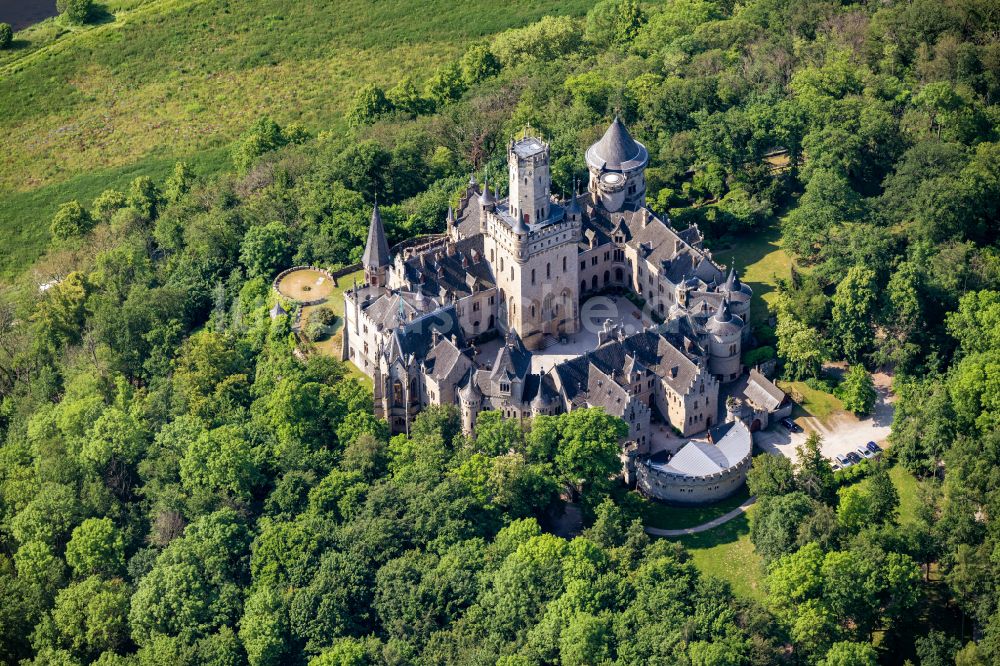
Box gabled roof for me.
[744,369,788,411]
[585,117,649,172]
[362,203,392,269]
[387,305,465,363]
[490,333,531,381]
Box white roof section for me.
[654,420,752,477]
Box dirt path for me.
[645,496,757,537]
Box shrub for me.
[461,43,500,84]
[57,0,92,24]
[834,458,872,486]
[490,16,582,67]
[0,23,12,50]
[51,201,95,240]
[347,84,392,128]
[742,345,776,367]
[91,189,128,222]
[303,307,337,342]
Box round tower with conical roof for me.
[585,117,649,212]
[459,370,482,435]
[706,297,744,382]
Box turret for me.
[706,297,743,383]
[459,369,482,435]
[585,117,649,212]
[362,202,392,288]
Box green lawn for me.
[710,225,794,328]
[778,379,844,421]
[844,464,922,525]
[637,485,751,530]
[673,507,765,601]
[892,465,921,525]
[0,0,595,280]
[297,268,372,389]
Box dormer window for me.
[500,382,510,393]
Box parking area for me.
[754,375,895,465]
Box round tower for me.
[459,373,482,435]
[706,298,743,383]
[530,384,553,417]
[585,117,649,212]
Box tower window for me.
[531,269,535,284]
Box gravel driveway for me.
[754,373,895,464]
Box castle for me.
[343,119,760,500]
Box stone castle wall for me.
[635,450,752,504]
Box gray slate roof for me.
[363,203,392,269]
[744,369,788,411]
[585,117,649,172]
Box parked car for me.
[831,461,842,471]
[835,454,851,467]
[857,446,875,460]
[846,451,863,464]
[866,441,883,454]
[780,417,802,432]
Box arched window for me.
[546,263,551,279]
[563,256,567,271]
[604,270,610,285]
[510,267,514,281]
[392,381,403,405]
[592,275,598,289]
[615,267,623,282]
[500,257,504,272]
[531,269,535,284]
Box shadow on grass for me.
[639,485,751,530]
[675,512,751,549]
[5,38,34,51]
[87,4,116,25]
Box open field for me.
[0,0,595,279]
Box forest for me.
[1,0,1000,664]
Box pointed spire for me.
[459,367,481,402]
[446,206,455,224]
[362,201,392,269]
[566,177,582,216]
[713,295,731,322]
[479,172,495,206]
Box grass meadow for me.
[0,0,594,280]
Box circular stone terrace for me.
[274,267,335,304]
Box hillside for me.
[1,0,1000,664]
[0,0,593,279]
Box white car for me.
[857,446,875,460]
